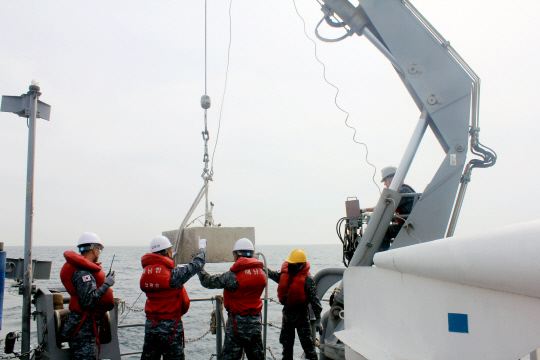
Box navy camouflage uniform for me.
[141,250,206,360]
[61,270,112,360]
[268,270,322,360]
[379,183,416,252]
[198,270,264,360]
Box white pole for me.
[21,82,40,360]
[390,109,428,191]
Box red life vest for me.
[60,251,115,314]
[223,257,267,315]
[277,261,311,307]
[140,253,190,320]
[396,183,415,225]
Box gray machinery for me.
[311,0,496,359]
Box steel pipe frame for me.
[390,109,428,191]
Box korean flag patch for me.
[82,275,91,282]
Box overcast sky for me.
[1,0,539,247]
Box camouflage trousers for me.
[141,318,185,360]
[68,341,98,360]
[280,307,317,360]
[378,224,402,252]
[222,313,264,360]
[63,311,101,360]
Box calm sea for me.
[1,244,344,359]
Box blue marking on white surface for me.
[448,313,468,333]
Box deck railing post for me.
[255,252,269,359]
[215,295,223,360]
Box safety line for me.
[293,0,381,195]
[205,0,207,95]
[210,0,233,176]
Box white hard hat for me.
[78,232,104,248]
[381,166,397,182]
[233,238,254,252]
[150,235,173,253]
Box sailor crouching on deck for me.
[60,232,116,360]
[268,249,323,360]
[198,238,267,360]
[140,235,206,360]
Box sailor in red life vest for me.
[362,166,416,252]
[60,232,116,360]
[267,249,323,360]
[198,238,267,360]
[140,235,206,360]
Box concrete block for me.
[163,227,255,264]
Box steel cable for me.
[210,0,233,177]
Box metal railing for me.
[118,295,225,358]
[117,294,331,359]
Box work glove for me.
[315,319,323,334]
[199,237,207,249]
[199,238,207,254]
[104,271,116,287]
